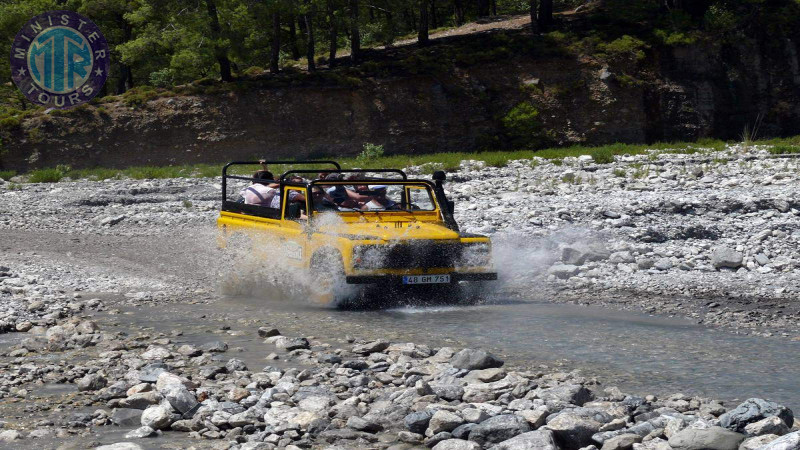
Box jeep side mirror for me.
[285,202,302,220]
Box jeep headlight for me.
[352,245,385,269]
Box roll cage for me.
[220,161,459,230]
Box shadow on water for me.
[227,292,800,411]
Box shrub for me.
[149,68,174,88]
[769,145,800,155]
[0,170,16,180]
[596,35,648,61]
[28,168,64,183]
[242,66,266,77]
[501,102,547,148]
[356,143,385,164]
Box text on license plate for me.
[402,275,451,284]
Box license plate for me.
[402,275,451,285]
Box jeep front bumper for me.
[345,272,498,284]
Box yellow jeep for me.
[216,160,497,305]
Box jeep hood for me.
[318,221,461,241]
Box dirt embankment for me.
[3,16,800,172]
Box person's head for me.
[253,170,274,185]
[288,175,304,183]
[371,185,388,197]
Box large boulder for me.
[488,429,560,450]
[719,399,794,433]
[451,349,504,371]
[667,426,746,450]
[405,411,434,434]
[140,405,172,430]
[711,247,743,270]
[738,435,780,450]
[545,411,603,449]
[429,410,465,435]
[744,417,790,437]
[469,414,531,446]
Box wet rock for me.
[451,348,504,370]
[160,383,197,414]
[275,337,310,351]
[258,327,280,337]
[140,405,172,430]
[77,373,107,392]
[353,339,390,354]
[545,411,603,448]
[744,416,790,437]
[429,410,465,434]
[124,426,157,439]
[398,431,425,444]
[433,439,482,450]
[488,429,559,450]
[668,426,746,450]
[176,344,201,357]
[201,341,228,352]
[405,410,433,434]
[95,443,144,450]
[549,264,580,279]
[711,247,743,270]
[469,414,532,446]
[111,408,143,426]
[719,399,794,433]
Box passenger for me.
[241,170,277,206]
[269,176,306,209]
[325,173,371,209]
[361,185,398,210]
[311,186,339,212]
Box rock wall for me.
[2,35,799,172]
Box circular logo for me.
[10,10,109,109]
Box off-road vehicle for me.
[217,160,496,305]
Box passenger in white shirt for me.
[241,170,277,206]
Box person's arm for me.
[346,189,372,202]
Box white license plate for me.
[402,275,451,285]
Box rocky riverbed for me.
[0,143,799,448]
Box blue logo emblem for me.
[10,11,109,108]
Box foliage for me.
[28,167,65,183]
[356,143,385,164]
[768,145,800,155]
[501,102,548,148]
[0,170,16,180]
[595,35,648,62]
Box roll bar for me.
[280,168,408,181]
[221,160,341,204]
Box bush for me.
[28,168,65,183]
[356,143,385,164]
[0,170,16,180]
[596,35,648,61]
[149,68,174,88]
[501,102,547,148]
[769,145,800,155]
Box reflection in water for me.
[230,294,800,411]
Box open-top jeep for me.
[217,160,496,305]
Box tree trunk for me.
[116,17,134,93]
[204,0,233,81]
[453,0,465,25]
[327,0,337,66]
[289,15,302,59]
[430,0,437,29]
[418,0,429,46]
[304,1,316,71]
[528,0,539,33]
[477,0,490,18]
[271,11,281,73]
[490,0,496,16]
[349,0,360,62]
[537,0,553,31]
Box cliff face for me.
[3,33,799,172]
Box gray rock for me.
[275,337,310,351]
[138,363,169,382]
[0,430,21,442]
[719,399,794,433]
[111,408,143,426]
[94,443,144,450]
[352,340,389,354]
[754,431,800,450]
[258,327,280,338]
[711,247,744,270]
[433,384,465,401]
[744,417,790,437]
[452,423,478,440]
[347,416,382,433]
[546,411,603,448]
[469,414,532,446]
[433,439,481,450]
[539,385,594,407]
[668,426,746,450]
[225,358,248,372]
[429,410,465,434]
[562,245,610,266]
[488,429,559,450]
[426,432,455,447]
[201,341,228,352]
[654,258,673,271]
[602,434,643,450]
[451,348,504,370]
[77,373,107,392]
[738,435,780,450]
[160,383,197,414]
[549,264,580,279]
[405,411,433,434]
[140,405,172,430]
[124,426,157,439]
[119,392,162,409]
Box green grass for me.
[11,136,798,183]
[0,170,16,180]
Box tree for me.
[528,0,539,33]
[477,0,490,17]
[327,0,338,66]
[204,0,233,81]
[453,0,465,25]
[418,0,429,46]
[271,10,281,73]
[303,0,317,70]
[349,0,360,62]
[537,0,553,31]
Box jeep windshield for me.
[310,182,437,213]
